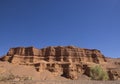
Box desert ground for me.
[0,80,120,84]
[0,61,119,84]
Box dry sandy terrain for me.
[0,61,119,84]
[0,80,120,84]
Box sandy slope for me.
[0,60,120,84]
[0,80,120,84]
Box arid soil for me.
[0,80,120,84]
[0,61,119,84]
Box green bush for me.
[90,65,109,80]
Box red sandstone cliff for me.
[1,46,106,64]
[0,46,108,79]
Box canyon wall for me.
[0,46,107,79]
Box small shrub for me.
[0,73,15,81]
[0,74,32,81]
[90,65,109,80]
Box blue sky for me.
[0,0,120,58]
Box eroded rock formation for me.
[0,46,107,79]
[108,68,120,80]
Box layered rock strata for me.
[0,46,107,79]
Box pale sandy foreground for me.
[0,80,120,84]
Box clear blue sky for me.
[0,0,120,58]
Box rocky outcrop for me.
[108,68,120,80]
[0,46,107,79]
[1,46,106,64]
[105,58,120,80]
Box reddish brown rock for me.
[108,68,120,80]
[0,46,107,79]
[106,58,120,80]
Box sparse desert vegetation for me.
[90,65,109,80]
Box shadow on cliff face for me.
[61,64,69,78]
